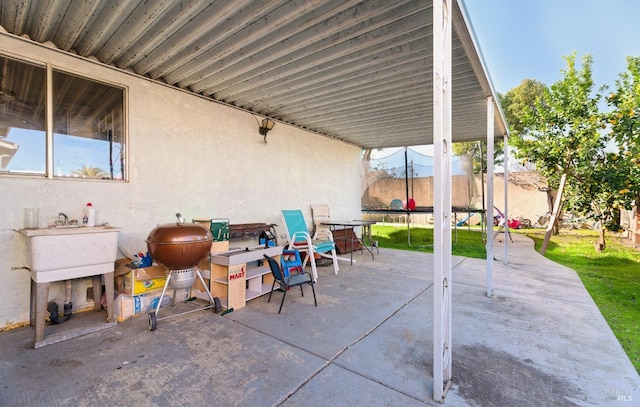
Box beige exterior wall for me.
[0,36,362,329]
[363,175,473,209]
[621,208,640,245]
[480,172,553,224]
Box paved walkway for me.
[0,233,638,406]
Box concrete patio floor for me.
[1,233,638,406]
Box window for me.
[0,54,126,180]
[0,56,46,174]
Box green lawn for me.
[371,224,640,373]
[371,224,486,258]
[524,229,640,374]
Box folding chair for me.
[264,254,317,313]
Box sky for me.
[374,0,640,160]
[462,0,640,96]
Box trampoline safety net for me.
[361,147,480,224]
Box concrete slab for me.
[0,234,637,406]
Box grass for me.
[523,229,640,374]
[371,224,487,258]
[372,224,640,373]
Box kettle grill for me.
[145,213,221,331]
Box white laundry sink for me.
[21,226,121,283]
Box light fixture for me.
[259,118,275,142]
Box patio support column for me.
[503,133,509,264]
[485,96,495,297]
[432,0,452,402]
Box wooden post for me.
[104,272,115,322]
[34,282,49,345]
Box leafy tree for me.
[510,52,609,253]
[604,56,640,221]
[500,80,552,207]
[501,79,547,139]
[562,56,640,252]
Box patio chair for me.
[310,204,331,237]
[311,204,362,256]
[281,209,339,281]
[263,254,317,314]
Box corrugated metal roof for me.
[0,0,507,149]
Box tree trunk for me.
[540,173,567,255]
[552,210,561,235]
[594,228,606,252]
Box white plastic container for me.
[82,202,96,227]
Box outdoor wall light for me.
[259,118,275,142]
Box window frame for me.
[0,52,128,181]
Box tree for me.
[501,79,554,211]
[71,166,109,178]
[501,79,547,139]
[509,52,609,254]
[604,56,640,225]
[562,56,640,252]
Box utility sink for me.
[20,225,121,348]
[20,226,121,283]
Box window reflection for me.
[0,56,46,174]
[0,54,126,180]
[52,71,125,179]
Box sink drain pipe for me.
[48,280,73,324]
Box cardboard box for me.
[114,288,192,322]
[211,240,229,253]
[115,259,168,295]
[114,292,163,321]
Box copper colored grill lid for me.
[145,214,213,270]
[145,223,212,245]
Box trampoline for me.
[362,146,486,246]
[361,206,485,247]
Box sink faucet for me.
[58,212,68,225]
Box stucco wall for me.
[0,35,362,329]
[362,175,473,209]
[481,172,554,224]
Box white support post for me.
[503,133,509,264]
[485,97,495,297]
[433,0,452,402]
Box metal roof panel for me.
[0,0,507,149]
